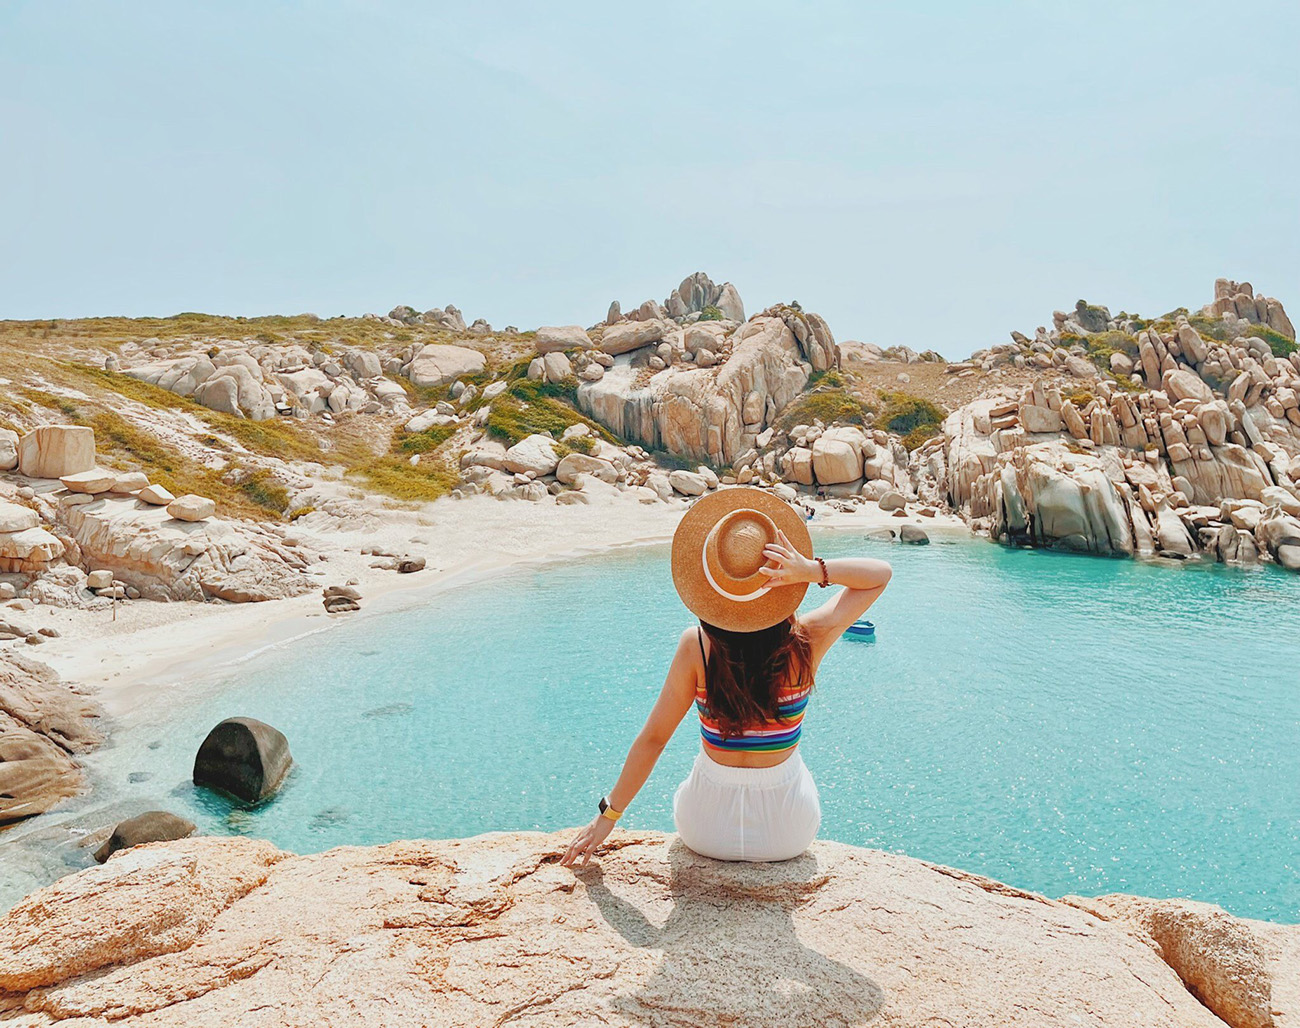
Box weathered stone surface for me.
[167,494,217,522]
[407,345,486,388]
[668,469,708,495]
[578,315,814,465]
[811,429,863,485]
[94,811,198,863]
[0,831,1263,1027]
[136,483,176,506]
[501,434,559,476]
[1020,404,1063,433]
[601,319,671,355]
[1164,368,1215,404]
[0,429,18,471]
[46,493,314,602]
[1067,893,1300,1028]
[534,325,593,353]
[0,527,64,570]
[556,452,618,486]
[0,500,39,534]
[193,717,292,805]
[0,652,100,826]
[59,468,117,494]
[0,837,282,992]
[17,425,95,480]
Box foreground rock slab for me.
[0,830,1284,1027]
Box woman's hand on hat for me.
[760,529,819,587]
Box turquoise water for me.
[14,534,1300,920]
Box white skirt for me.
[672,749,821,862]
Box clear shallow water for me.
[8,534,1300,920]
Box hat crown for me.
[717,515,771,580]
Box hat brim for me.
[671,487,813,632]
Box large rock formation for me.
[926,280,1300,570]
[664,271,746,323]
[3,830,1293,1027]
[123,342,417,420]
[1066,894,1300,1028]
[16,427,95,480]
[578,306,838,464]
[35,492,315,602]
[0,652,100,826]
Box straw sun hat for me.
[671,487,814,633]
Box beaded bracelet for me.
[815,556,829,588]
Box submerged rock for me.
[94,811,197,863]
[0,830,1287,1026]
[193,717,292,805]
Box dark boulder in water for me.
[94,810,196,863]
[900,525,930,545]
[193,717,292,805]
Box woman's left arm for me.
[559,628,698,867]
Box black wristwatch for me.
[598,796,623,821]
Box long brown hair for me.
[699,616,814,739]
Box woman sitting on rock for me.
[562,487,891,866]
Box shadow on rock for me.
[580,839,884,1027]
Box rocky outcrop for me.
[2,829,1289,1027]
[1203,278,1295,339]
[927,279,1300,569]
[37,492,316,602]
[0,652,100,826]
[1066,894,1300,1028]
[663,271,746,323]
[16,427,95,480]
[404,344,487,389]
[124,342,417,420]
[577,308,837,465]
[193,718,292,805]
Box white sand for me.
[29,489,969,717]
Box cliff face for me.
[1,830,1294,1027]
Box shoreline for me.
[38,492,973,720]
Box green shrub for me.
[1075,329,1138,371]
[807,368,846,390]
[777,389,874,431]
[900,424,941,451]
[240,469,290,513]
[1187,314,1231,341]
[349,426,460,502]
[699,305,724,321]
[485,377,614,445]
[397,424,457,455]
[1245,323,1297,357]
[879,391,946,436]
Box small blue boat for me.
[844,619,875,640]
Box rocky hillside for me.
[0,271,1296,627]
[0,830,1295,1027]
[918,279,1300,570]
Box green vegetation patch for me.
[485,377,615,446]
[699,305,725,322]
[1246,323,1297,357]
[1066,330,1139,373]
[778,388,874,431]
[349,426,460,502]
[878,391,946,437]
[900,424,942,451]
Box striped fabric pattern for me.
[695,681,810,752]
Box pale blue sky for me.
[2,1,1296,355]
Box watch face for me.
[598,797,608,814]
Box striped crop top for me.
[694,628,810,753]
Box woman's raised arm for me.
[760,531,892,656]
[560,627,698,866]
